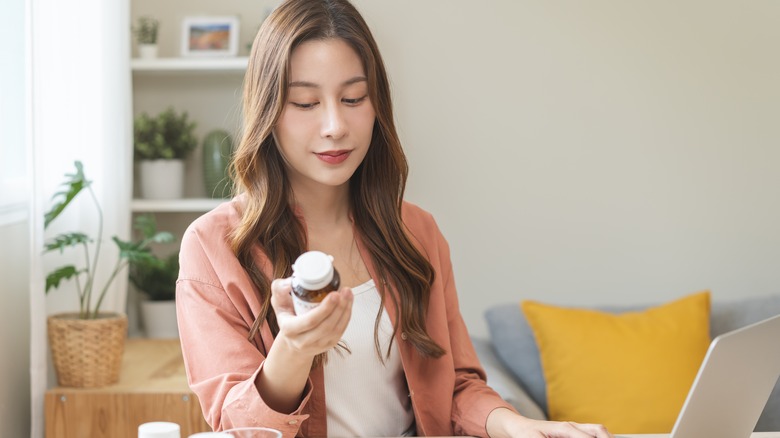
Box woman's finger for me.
[302,287,353,341]
[273,283,353,354]
[319,287,353,336]
[567,422,613,438]
[270,277,295,314]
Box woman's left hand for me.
[486,408,613,438]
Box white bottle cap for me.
[138,421,180,438]
[292,251,334,290]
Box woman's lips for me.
[315,150,351,164]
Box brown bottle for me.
[291,251,340,315]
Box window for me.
[0,0,29,226]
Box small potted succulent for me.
[133,107,198,199]
[133,15,160,59]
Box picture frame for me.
[181,16,240,57]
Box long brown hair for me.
[230,0,445,366]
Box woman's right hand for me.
[256,278,353,413]
[269,277,354,359]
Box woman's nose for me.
[321,104,347,140]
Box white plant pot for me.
[139,159,185,199]
[140,300,179,339]
[138,44,158,59]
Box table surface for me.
[49,338,192,393]
[617,434,780,438]
[45,338,211,438]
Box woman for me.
[176,1,612,437]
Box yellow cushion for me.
[520,291,711,434]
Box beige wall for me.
[362,1,780,335]
[0,221,31,436]
[132,1,780,336]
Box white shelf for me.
[131,198,225,213]
[131,57,248,73]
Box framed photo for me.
[181,16,240,57]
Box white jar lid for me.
[292,251,334,290]
[138,421,180,438]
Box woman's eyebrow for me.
[288,76,367,88]
[342,76,367,86]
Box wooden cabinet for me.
[44,339,211,438]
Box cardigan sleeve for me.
[431,218,518,436]
[176,224,312,436]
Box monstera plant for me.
[45,161,174,318]
[44,161,173,387]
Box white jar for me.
[138,421,180,438]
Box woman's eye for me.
[291,101,318,109]
[343,95,367,106]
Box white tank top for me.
[323,279,415,437]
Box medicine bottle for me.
[291,250,340,315]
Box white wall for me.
[0,223,32,438]
[354,1,780,335]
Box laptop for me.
[619,313,780,438]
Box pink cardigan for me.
[176,197,515,437]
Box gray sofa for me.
[473,293,780,431]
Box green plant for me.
[128,217,179,301]
[44,161,174,319]
[129,252,178,301]
[132,16,159,45]
[134,107,198,160]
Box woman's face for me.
[274,38,376,192]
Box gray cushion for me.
[471,336,547,420]
[484,293,780,430]
[484,302,548,415]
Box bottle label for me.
[292,294,320,315]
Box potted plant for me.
[128,215,180,338]
[134,106,198,199]
[133,15,160,59]
[45,161,173,387]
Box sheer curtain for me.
[0,0,28,226]
[0,0,32,436]
[29,0,131,436]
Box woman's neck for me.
[291,183,370,287]
[291,183,351,228]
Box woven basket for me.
[47,312,128,388]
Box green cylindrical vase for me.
[202,129,234,198]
